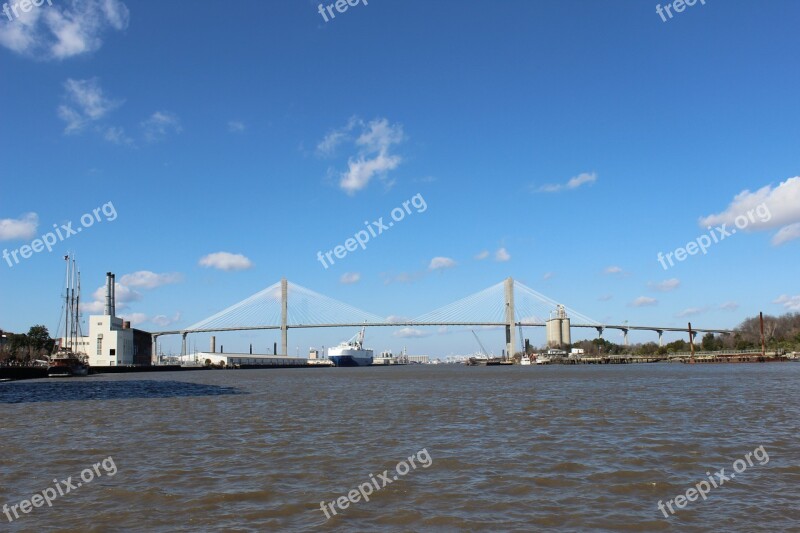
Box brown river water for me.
[1,364,799,532]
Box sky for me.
[1,0,798,357]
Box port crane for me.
[471,330,490,357]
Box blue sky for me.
[1,0,798,357]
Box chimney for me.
[210,336,216,353]
[110,273,116,317]
[105,272,113,316]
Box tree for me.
[27,325,53,353]
[701,333,719,351]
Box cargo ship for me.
[328,327,373,367]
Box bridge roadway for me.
[154,322,733,336]
[153,322,734,356]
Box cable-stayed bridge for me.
[153,278,733,358]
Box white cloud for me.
[649,278,681,292]
[318,117,405,194]
[83,281,142,313]
[340,272,361,285]
[119,271,183,289]
[474,250,489,260]
[700,176,800,245]
[0,213,38,240]
[598,294,613,302]
[604,266,624,275]
[774,294,800,312]
[0,0,129,60]
[543,272,555,280]
[119,312,148,326]
[316,118,359,156]
[58,78,121,134]
[103,126,133,146]
[150,312,181,327]
[228,120,245,133]
[116,311,182,328]
[630,296,658,307]
[536,172,597,193]
[676,307,707,318]
[428,257,457,271]
[495,247,511,262]
[199,252,253,271]
[393,327,428,338]
[719,301,739,311]
[340,151,401,194]
[771,223,800,246]
[142,111,182,142]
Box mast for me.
[70,258,77,351]
[76,270,82,350]
[63,254,70,352]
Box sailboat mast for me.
[76,271,82,342]
[63,254,71,351]
[71,258,77,350]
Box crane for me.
[471,330,489,357]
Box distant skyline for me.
[1,0,798,356]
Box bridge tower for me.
[281,277,288,356]
[505,277,515,360]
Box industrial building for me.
[191,352,309,367]
[546,305,571,348]
[60,272,152,367]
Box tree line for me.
[551,312,800,356]
[0,325,56,364]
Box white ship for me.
[328,327,373,367]
[372,346,411,366]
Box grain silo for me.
[546,305,570,348]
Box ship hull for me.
[47,364,89,377]
[329,355,373,367]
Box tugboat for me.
[48,254,90,378]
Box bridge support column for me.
[505,277,515,360]
[181,332,187,356]
[152,334,159,365]
[657,330,664,347]
[596,327,604,339]
[281,277,288,356]
[623,329,629,346]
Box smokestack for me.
[111,273,116,317]
[210,336,216,353]
[105,272,112,316]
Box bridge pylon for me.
[505,277,515,359]
[281,277,288,356]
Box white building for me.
[194,352,309,367]
[60,272,149,367]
